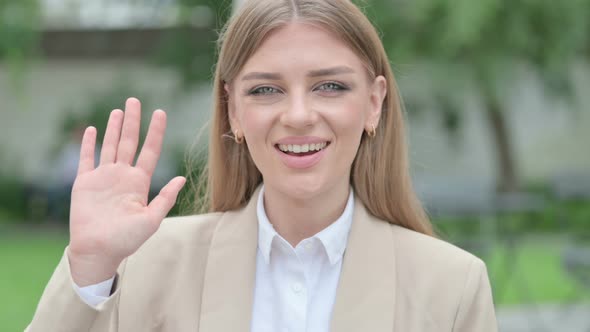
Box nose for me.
[279,91,318,129]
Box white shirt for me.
[74,186,355,332]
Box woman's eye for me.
[249,86,280,95]
[316,82,347,92]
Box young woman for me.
[28,0,497,331]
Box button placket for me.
[283,252,308,331]
[292,282,304,294]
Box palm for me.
[71,165,152,259]
[68,98,185,268]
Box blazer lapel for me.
[198,188,260,332]
[331,198,397,332]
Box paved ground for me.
[497,304,590,332]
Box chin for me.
[273,175,328,201]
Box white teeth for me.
[278,142,329,153]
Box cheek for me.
[318,97,367,138]
[238,104,276,168]
[238,103,274,140]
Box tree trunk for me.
[482,92,520,192]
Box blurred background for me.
[1,0,589,330]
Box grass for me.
[485,236,590,305]
[0,227,68,331]
[0,226,588,330]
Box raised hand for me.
[67,98,186,286]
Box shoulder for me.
[389,223,483,271]
[389,223,486,285]
[384,223,495,330]
[387,223,490,319]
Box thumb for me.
[147,176,186,224]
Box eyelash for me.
[247,82,349,96]
[249,86,279,95]
[316,82,348,92]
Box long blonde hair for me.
[186,0,434,236]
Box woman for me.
[27,0,497,331]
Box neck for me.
[263,182,350,247]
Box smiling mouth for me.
[275,142,331,156]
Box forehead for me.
[238,22,366,77]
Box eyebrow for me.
[308,66,355,77]
[241,66,356,81]
[241,72,282,81]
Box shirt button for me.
[304,243,313,250]
[292,282,303,293]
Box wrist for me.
[67,247,121,287]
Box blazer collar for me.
[330,197,397,331]
[198,187,260,332]
[198,187,397,332]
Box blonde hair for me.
[186,0,434,236]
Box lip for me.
[274,142,330,169]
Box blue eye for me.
[249,86,280,95]
[316,82,347,92]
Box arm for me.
[452,258,498,332]
[25,98,183,332]
[25,247,127,332]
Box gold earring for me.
[234,129,244,144]
[367,124,376,138]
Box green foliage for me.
[151,0,233,85]
[433,199,590,240]
[0,0,41,86]
[0,147,28,222]
[0,0,40,58]
[363,0,590,67]
[359,0,590,102]
[0,171,27,222]
[173,146,208,216]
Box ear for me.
[225,83,241,133]
[365,75,387,130]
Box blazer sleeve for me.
[452,258,498,332]
[25,247,127,332]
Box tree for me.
[362,0,590,191]
[0,0,40,90]
[152,0,233,85]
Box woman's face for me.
[227,22,386,201]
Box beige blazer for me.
[27,188,498,332]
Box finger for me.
[147,176,186,224]
[116,97,141,165]
[77,126,97,176]
[136,110,167,177]
[99,109,124,165]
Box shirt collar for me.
[256,185,355,265]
